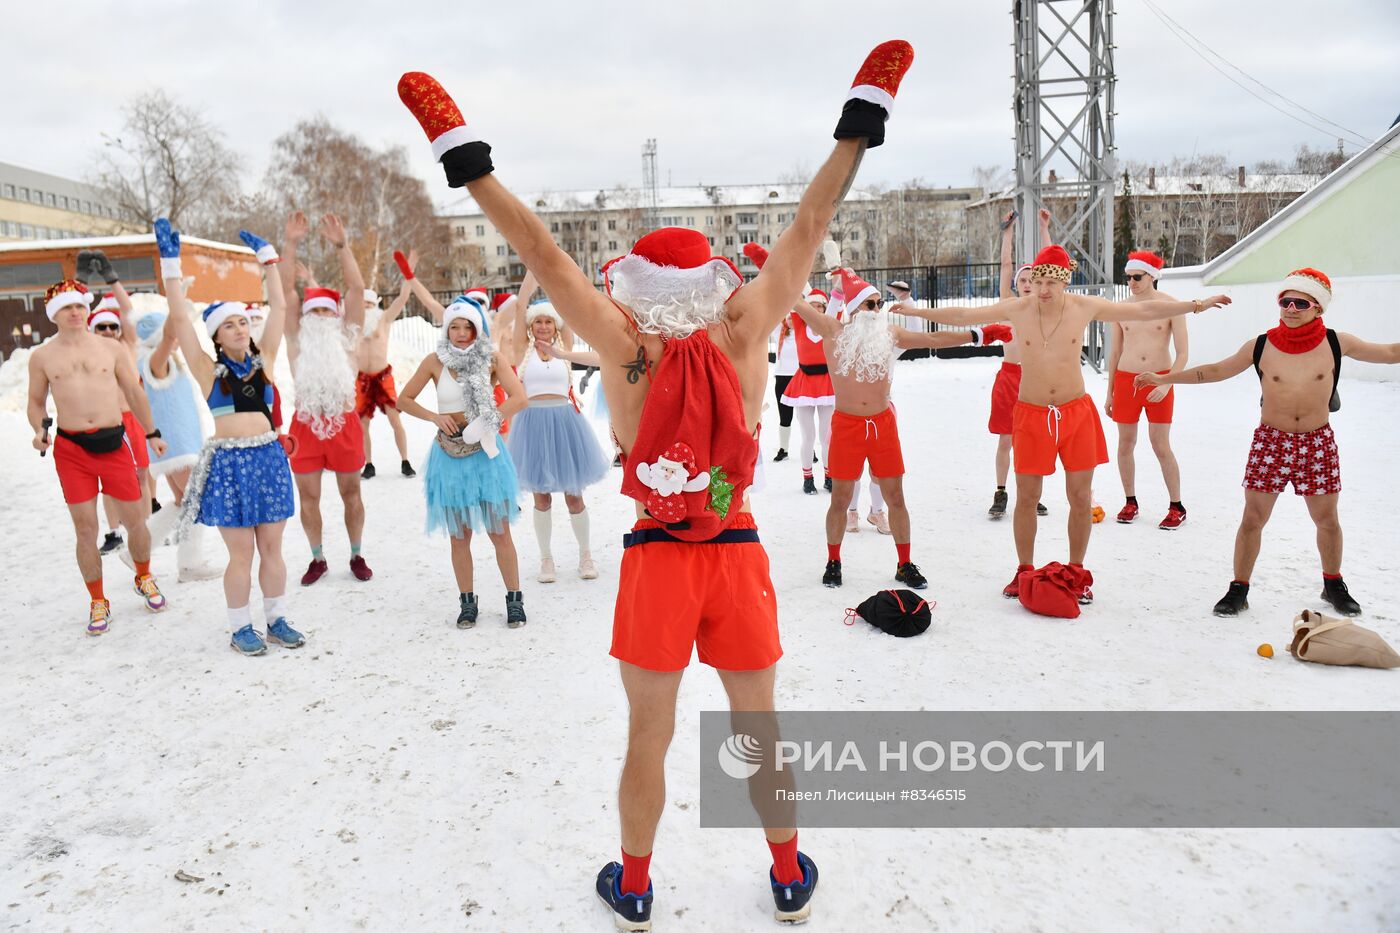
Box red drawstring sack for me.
[1017,562,1089,619]
[620,331,757,542]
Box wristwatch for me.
[146,428,163,439]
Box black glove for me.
[441,141,494,189]
[90,250,119,284]
[74,250,97,285]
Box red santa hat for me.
[659,441,698,476]
[465,286,489,307]
[1124,250,1165,280]
[741,242,769,269]
[1030,245,1076,283]
[87,307,121,331]
[600,227,743,307]
[1278,267,1332,312]
[45,278,93,321]
[302,286,342,315]
[491,292,515,312]
[806,288,830,305]
[834,268,879,310]
[363,288,381,308]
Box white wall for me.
[1157,268,1400,382]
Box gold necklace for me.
[1038,295,1066,350]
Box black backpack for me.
[1252,329,1341,412]
[849,589,932,638]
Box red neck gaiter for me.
[1266,317,1326,354]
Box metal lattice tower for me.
[1013,0,1116,289]
[641,138,659,233]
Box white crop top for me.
[520,352,571,398]
[436,370,467,413]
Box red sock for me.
[620,849,651,897]
[768,833,802,885]
[1323,572,1342,581]
[896,543,911,564]
[802,468,813,478]
[85,579,105,602]
[134,560,151,578]
[827,544,841,561]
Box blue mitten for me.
[239,230,279,266]
[155,218,183,280]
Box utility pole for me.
[641,138,659,234]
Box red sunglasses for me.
[1278,297,1316,312]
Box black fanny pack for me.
[58,423,126,454]
[799,363,829,376]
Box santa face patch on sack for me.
[849,589,932,637]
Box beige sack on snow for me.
[1288,610,1400,669]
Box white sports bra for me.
[520,352,571,399]
[436,370,467,413]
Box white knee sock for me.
[817,405,834,468]
[228,604,252,635]
[533,508,554,560]
[778,424,791,451]
[796,407,816,468]
[263,594,288,625]
[868,479,885,513]
[850,480,862,512]
[569,509,591,557]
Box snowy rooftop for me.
[0,233,253,255]
[440,182,884,217]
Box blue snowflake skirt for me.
[424,441,520,537]
[196,439,296,528]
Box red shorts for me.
[53,430,142,504]
[611,513,782,672]
[289,411,366,474]
[354,366,398,420]
[1012,394,1108,476]
[828,406,904,480]
[988,361,1021,435]
[1111,370,1174,424]
[1243,423,1341,497]
[122,410,150,470]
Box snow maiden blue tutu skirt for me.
[194,435,296,527]
[507,398,611,495]
[424,437,520,536]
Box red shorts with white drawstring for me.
[1243,423,1340,497]
[122,410,150,470]
[828,406,904,480]
[1012,394,1108,476]
[611,513,782,672]
[1111,369,1174,424]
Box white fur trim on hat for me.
[1124,258,1160,279]
[430,124,482,161]
[302,295,340,315]
[846,284,880,310]
[525,301,563,328]
[87,309,121,331]
[46,289,94,321]
[363,288,381,307]
[1279,274,1332,312]
[203,301,250,337]
[605,253,742,306]
[443,297,488,338]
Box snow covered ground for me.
[2,356,1397,932]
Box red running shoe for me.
[1116,502,1139,524]
[1002,564,1033,599]
[349,554,374,582]
[300,557,328,587]
[1158,506,1187,530]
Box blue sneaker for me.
[770,851,818,924]
[595,861,652,932]
[266,618,305,649]
[230,624,267,656]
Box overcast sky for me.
[6,1,1396,211]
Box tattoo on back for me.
[622,346,647,384]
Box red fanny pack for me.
[1017,562,1091,619]
[619,331,757,542]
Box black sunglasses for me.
[1278,297,1316,312]
[1126,273,1150,282]
[94,323,121,332]
[860,298,880,310]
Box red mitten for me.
[397,72,493,187]
[982,323,1013,344]
[742,242,769,269]
[835,40,915,148]
[393,250,415,280]
[278,433,298,459]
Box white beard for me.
[293,315,358,438]
[651,467,686,496]
[362,306,384,335]
[834,310,897,383]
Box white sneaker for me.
[868,510,892,535]
[846,510,859,533]
[538,558,556,584]
[579,556,598,580]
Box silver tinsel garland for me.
[435,339,502,432]
[174,431,280,542]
